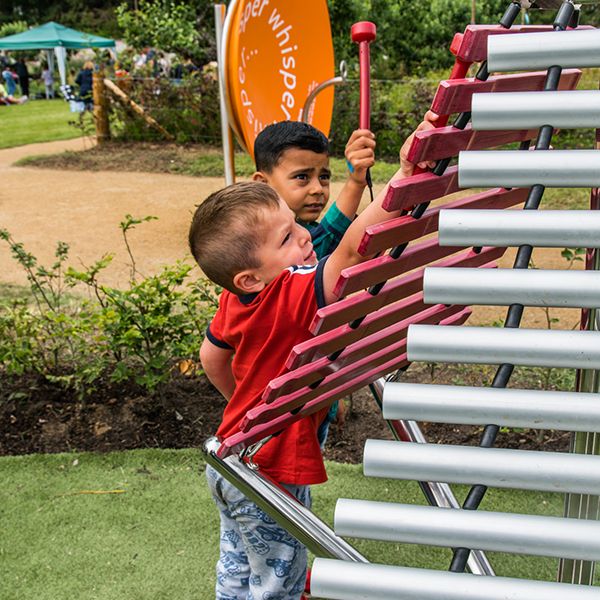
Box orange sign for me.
[223,0,335,158]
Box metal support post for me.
[214,4,235,185]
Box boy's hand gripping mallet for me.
[351,21,376,200]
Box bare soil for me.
[0,140,574,459]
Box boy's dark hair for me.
[188,181,280,293]
[254,121,329,173]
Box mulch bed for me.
[0,368,570,460]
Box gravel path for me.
[0,138,583,329]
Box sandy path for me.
[0,139,583,329]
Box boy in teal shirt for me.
[252,121,375,260]
[252,121,376,445]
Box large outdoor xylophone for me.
[205,0,600,597]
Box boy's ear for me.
[252,171,268,183]
[232,269,266,294]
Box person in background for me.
[75,61,94,108]
[2,65,17,97]
[41,65,54,99]
[15,58,29,98]
[0,81,27,105]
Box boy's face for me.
[235,197,316,293]
[254,148,331,223]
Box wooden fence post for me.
[93,70,110,143]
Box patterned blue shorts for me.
[205,465,310,600]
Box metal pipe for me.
[214,3,235,184]
[334,500,600,560]
[439,209,600,248]
[472,90,600,130]
[202,437,367,562]
[424,267,600,307]
[458,150,600,188]
[301,61,347,124]
[407,325,600,369]
[383,382,600,432]
[310,558,600,600]
[363,439,600,495]
[487,28,600,72]
[369,378,495,576]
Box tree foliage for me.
[115,0,215,63]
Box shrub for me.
[0,218,219,397]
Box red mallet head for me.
[351,21,376,44]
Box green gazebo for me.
[0,21,115,86]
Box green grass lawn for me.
[0,99,83,149]
[2,449,597,600]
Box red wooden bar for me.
[312,247,503,334]
[334,238,478,298]
[407,125,539,164]
[431,69,580,116]
[218,308,471,458]
[359,187,528,256]
[383,166,460,212]
[262,303,464,404]
[449,24,593,63]
[243,337,410,430]
[287,293,427,370]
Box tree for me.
[115,0,216,65]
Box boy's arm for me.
[199,337,236,401]
[333,129,376,220]
[322,114,438,306]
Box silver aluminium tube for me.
[438,209,600,248]
[471,90,600,130]
[203,437,367,562]
[423,267,600,308]
[407,325,600,370]
[487,28,600,72]
[369,378,495,576]
[363,439,600,495]
[458,150,600,188]
[334,499,600,560]
[310,558,600,600]
[382,382,600,432]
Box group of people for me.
[0,57,94,107]
[190,115,437,599]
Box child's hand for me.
[399,110,439,178]
[344,129,376,186]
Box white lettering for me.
[268,7,285,30]
[279,68,296,90]
[257,0,269,16]
[282,91,294,109]
[280,103,291,119]
[282,55,295,70]
[241,89,251,107]
[276,24,292,47]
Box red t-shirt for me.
[207,259,329,485]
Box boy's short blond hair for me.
[189,182,280,293]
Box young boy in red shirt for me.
[189,117,436,600]
[252,121,376,446]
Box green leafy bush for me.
[0,218,218,397]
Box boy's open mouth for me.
[304,203,324,212]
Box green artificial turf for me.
[2,449,597,600]
[0,99,83,149]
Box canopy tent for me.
[0,21,115,87]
